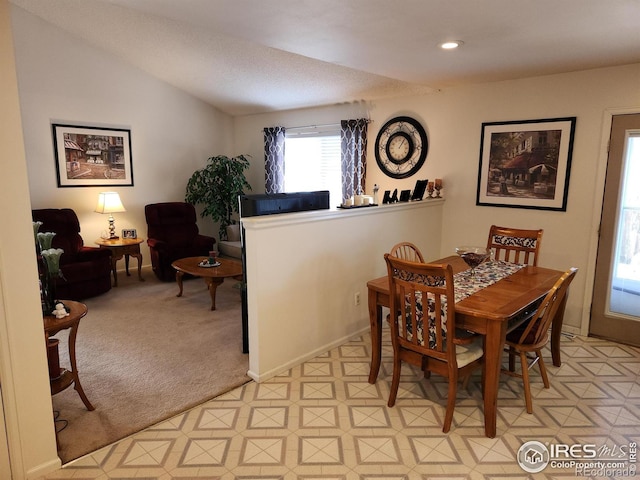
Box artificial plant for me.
[185,154,252,240]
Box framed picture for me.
[122,229,137,239]
[476,117,576,211]
[410,179,428,201]
[52,123,134,187]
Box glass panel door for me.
[590,114,640,345]
[610,134,640,316]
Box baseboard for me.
[561,325,581,336]
[27,457,61,479]
[247,325,371,383]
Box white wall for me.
[1,1,60,477]
[11,5,235,256]
[234,63,640,336]
[243,200,443,380]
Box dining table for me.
[366,254,567,438]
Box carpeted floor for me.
[51,265,250,463]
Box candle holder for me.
[427,182,435,198]
[435,179,443,198]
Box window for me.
[284,126,341,206]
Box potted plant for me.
[185,154,252,240]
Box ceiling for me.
[10,0,640,116]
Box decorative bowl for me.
[455,246,490,275]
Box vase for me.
[39,249,63,316]
[39,258,58,316]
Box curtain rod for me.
[285,119,372,131]
[285,122,339,131]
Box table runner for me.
[453,260,525,302]
[406,261,525,347]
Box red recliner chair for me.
[32,208,113,300]
[145,202,216,281]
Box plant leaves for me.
[185,154,252,240]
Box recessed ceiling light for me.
[440,41,463,50]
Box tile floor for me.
[42,327,640,479]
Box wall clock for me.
[375,116,428,179]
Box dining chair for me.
[502,267,578,414]
[486,225,543,266]
[384,254,484,432]
[389,241,425,262]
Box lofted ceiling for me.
[10,0,640,116]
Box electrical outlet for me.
[354,292,361,306]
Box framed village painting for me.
[52,123,134,187]
[476,117,576,211]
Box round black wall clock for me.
[375,116,428,179]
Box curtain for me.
[263,126,285,194]
[340,119,369,202]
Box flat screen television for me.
[239,191,330,217]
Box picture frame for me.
[410,179,428,201]
[52,123,134,187]
[122,229,137,239]
[476,117,576,211]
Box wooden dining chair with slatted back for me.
[384,254,484,432]
[487,225,543,266]
[502,267,578,414]
[389,242,425,263]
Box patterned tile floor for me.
[42,327,640,479]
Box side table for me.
[44,300,94,411]
[95,237,144,287]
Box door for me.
[590,114,640,345]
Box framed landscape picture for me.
[52,123,134,187]
[476,117,576,211]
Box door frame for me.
[582,106,640,336]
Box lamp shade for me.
[95,192,126,214]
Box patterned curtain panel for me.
[264,126,285,194]
[341,119,369,202]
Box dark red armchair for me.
[145,202,216,281]
[32,208,113,300]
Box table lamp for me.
[95,192,126,239]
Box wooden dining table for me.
[367,254,566,438]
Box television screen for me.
[239,191,330,217]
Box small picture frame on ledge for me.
[122,229,137,239]
[411,179,428,201]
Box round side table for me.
[95,237,144,286]
[43,300,94,411]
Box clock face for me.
[386,132,414,163]
[375,116,428,179]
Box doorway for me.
[590,113,640,345]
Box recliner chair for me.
[32,208,113,300]
[145,202,216,281]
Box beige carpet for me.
[51,266,250,463]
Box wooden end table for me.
[171,256,243,310]
[95,237,144,287]
[44,300,94,411]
